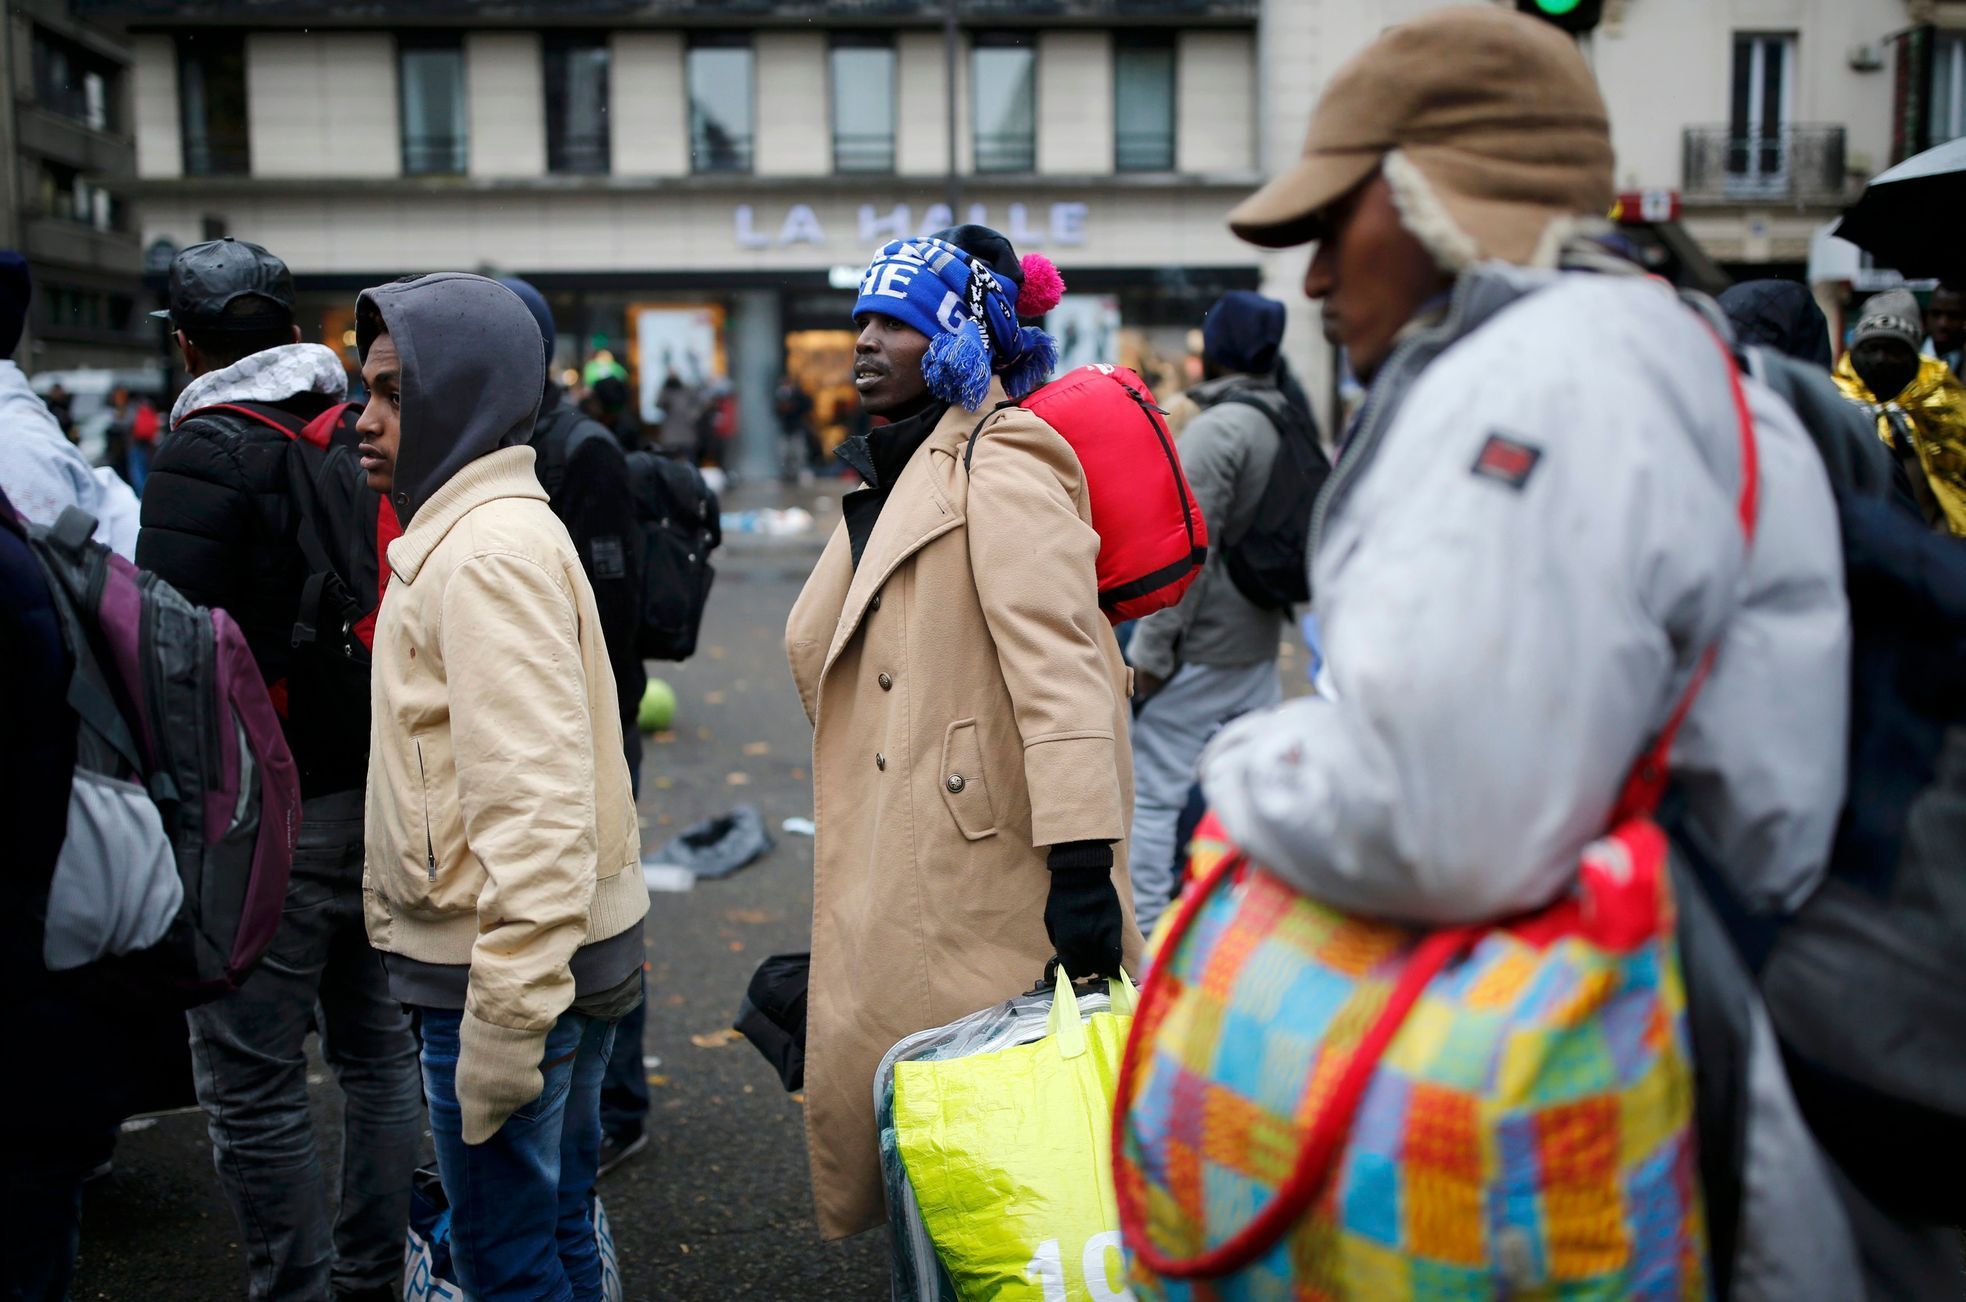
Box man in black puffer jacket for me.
[136,239,423,1302]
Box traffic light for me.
[1515,0,1605,35]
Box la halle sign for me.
[734,200,1090,251]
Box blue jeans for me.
[417,1008,615,1302]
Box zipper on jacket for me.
[415,740,436,882]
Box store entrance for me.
[784,328,862,460]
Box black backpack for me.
[627,447,720,661]
[533,404,721,662]
[1674,346,1966,1226]
[1203,385,1331,610]
[179,400,385,773]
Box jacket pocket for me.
[939,718,998,841]
[403,730,469,914]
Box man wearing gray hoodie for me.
[357,274,649,1301]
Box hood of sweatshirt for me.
[356,273,544,526]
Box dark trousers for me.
[598,965,649,1140]
[603,707,650,1141]
[186,793,425,1300]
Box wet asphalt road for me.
[71,485,891,1300]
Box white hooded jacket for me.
[1200,266,1850,926]
[0,362,139,557]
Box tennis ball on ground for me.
[638,678,677,733]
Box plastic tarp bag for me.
[877,969,1139,1301]
[403,1165,621,1302]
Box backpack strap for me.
[961,400,1021,474]
[30,510,145,776]
[531,402,591,499]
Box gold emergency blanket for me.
[1834,353,1966,536]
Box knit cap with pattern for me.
[851,224,1065,409]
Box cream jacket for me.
[365,446,646,1043]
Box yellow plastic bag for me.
[894,969,1137,1301]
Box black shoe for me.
[596,1128,648,1179]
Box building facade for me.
[104,0,1266,473]
[77,0,1948,454]
[9,0,149,373]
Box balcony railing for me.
[1682,124,1848,203]
[183,139,249,176]
[974,131,1035,173]
[403,133,468,175]
[1116,129,1174,172]
[549,130,611,175]
[834,132,897,174]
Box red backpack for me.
[964,365,1207,623]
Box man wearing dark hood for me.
[355,274,649,1300]
[1125,290,1317,933]
[1718,278,1834,370]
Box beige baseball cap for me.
[1229,5,1615,266]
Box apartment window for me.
[1935,34,1966,144]
[36,160,121,232]
[972,32,1036,173]
[32,28,115,132]
[1727,32,1794,194]
[545,33,610,174]
[1114,33,1176,172]
[831,36,894,173]
[178,33,248,175]
[689,35,754,174]
[400,36,467,175]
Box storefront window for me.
[400,37,467,175]
[689,35,754,174]
[831,37,895,174]
[1114,34,1176,172]
[179,33,249,176]
[546,33,610,174]
[972,33,1036,173]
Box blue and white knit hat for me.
[852,224,1066,409]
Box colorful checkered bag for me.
[1111,333,1762,1301]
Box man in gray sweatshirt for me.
[1126,292,1306,931]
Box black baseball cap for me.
[150,237,295,331]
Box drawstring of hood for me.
[356,273,545,526]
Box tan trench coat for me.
[786,382,1146,1238]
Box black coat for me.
[530,393,646,725]
[136,393,369,797]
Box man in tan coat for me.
[357,273,649,1299]
[787,226,1144,1238]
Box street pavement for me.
[72,481,891,1300]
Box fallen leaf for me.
[653,730,677,745]
[728,939,745,952]
[726,908,771,925]
[742,741,771,756]
[696,727,713,741]
[791,768,807,781]
[791,1092,806,1105]
[665,993,687,1006]
[656,813,672,825]
[646,1073,670,1086]
[703,691,726,705]
[653,775,673,790]
[690,1028,741,1049]
[726,772,751,786]
[707,645,727,659]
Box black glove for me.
[1044,842,1124,980]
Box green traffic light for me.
[1537,0,1584,12]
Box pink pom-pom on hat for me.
[1015,253,1065,317]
